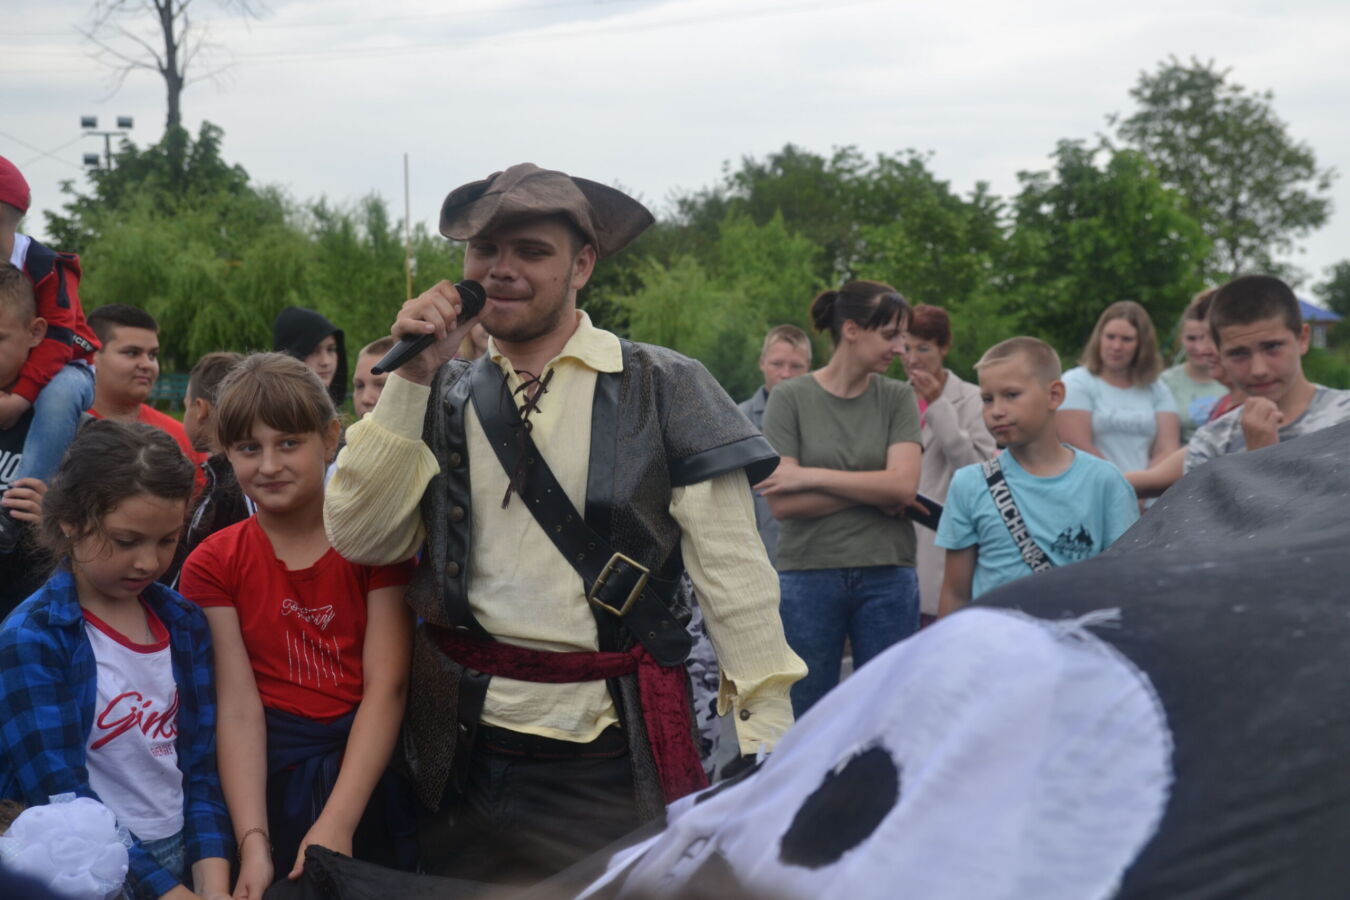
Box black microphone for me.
[371,280,487,375]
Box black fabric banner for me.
[267,422,1350,898]
[980,419,1350,898]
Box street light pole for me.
[80,115,134,169]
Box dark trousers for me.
[419,735,643,885]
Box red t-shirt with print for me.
[179,518,413,722]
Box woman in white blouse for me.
[901,305,997,619]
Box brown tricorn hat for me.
[438,163,654,260]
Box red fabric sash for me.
[432,630,708,804]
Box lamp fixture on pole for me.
[80,115,134,169]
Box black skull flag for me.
[544,420,1350,899]
[269,421,1350,899]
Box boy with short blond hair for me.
[353,336,396,418]
[1185,274,1350,473]
[739,324,812,566]
[936,337,1138,615]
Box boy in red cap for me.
[0,155,100,554]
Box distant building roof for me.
[1299,298,1342,323]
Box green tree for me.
[666,145,1024,379]
[850,165,1015,377]
[75,187,316,370]
[673,145,867,282]
[1314,261,1350,319]
[300,195,462,358]
[1113,57,1336,281]
[82,0,260,132]
[54,123,462,374]
[47,122,252,255]
[673,145,995,285]
[618,211,822,398]
[1008,140,1210,356]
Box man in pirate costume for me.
[324,164,806,883]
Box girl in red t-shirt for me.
[178,354,414,898]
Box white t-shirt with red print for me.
[83,604,184,841]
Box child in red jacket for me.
[0,156,100,554]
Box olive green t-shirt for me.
[762,373,922,571]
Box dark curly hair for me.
[41,419,195,564]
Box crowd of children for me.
[2,144,1350,900]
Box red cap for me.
[0,156,31,214]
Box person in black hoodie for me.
[273,307,348,410]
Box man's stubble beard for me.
[482,285,573,346]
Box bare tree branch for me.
[186,60,234,87]
[81,0,263,132]
[113,23,166,69]
[93,64,139,103]
[78,25,159,71]
[176,8,197,77]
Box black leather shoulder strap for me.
[981,457,1056,573]
[468,357,692,666]
[584,341,627,535]
[583,342,627,652]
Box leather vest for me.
[402,340,777,817]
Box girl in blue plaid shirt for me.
[0,420,232,900]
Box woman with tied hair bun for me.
[900,304,997,618]
[758,280,923,716]
[1059,300,1180,475]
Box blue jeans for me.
[779,565,919,717]
[16,362,95,484]
[128,831,186,897]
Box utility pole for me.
[80,115,134,169]
[404,153,414,300]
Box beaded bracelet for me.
[237,827,271,862]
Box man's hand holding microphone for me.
[373,280,486,385]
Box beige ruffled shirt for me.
[325,312,804,753]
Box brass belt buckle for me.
[587,552,650,617]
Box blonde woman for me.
[1058,300,1179,473]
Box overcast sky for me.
[5,0,1348,295]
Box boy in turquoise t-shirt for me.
[937,338,1138,615]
